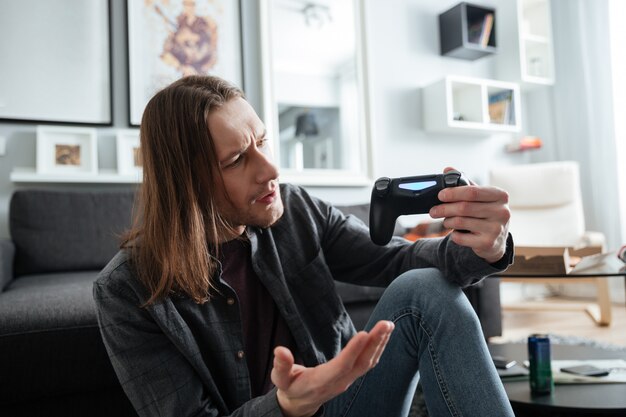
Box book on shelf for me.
[480,13,494,47]
[488,90,513,124]
[467,13,494,47]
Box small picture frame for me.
[116,129,142,176]
[36,126,98,175]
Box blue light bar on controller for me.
[398,181,437,191]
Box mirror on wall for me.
[260,0,372,186]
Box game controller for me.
[369,170,470,245]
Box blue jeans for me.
[324,268,514,417]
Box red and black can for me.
[528,334,553,395]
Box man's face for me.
[208,97,283,239]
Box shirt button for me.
[237,350,245,359]
[227,297,235,305]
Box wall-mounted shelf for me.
[438,2,497,61]
[422,75,522,134]
[10,168,140,184]
[497,0,555,88]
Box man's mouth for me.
[254,189,277,205]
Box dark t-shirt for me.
[220,238,299,397]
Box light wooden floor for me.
[490,297,626,347]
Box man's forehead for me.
[211,120,265,162]
[208,100,254,140]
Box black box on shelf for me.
[439,2,497,60]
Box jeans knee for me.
[387,268,457,300]
[380,268,475,322]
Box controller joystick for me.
[369,170,470,245]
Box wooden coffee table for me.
[498,254,626,326]
[489,343,626,416]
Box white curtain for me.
[608,0,626,246]
[542,0,623,250]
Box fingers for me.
[271,321,395,415]
[271,346,296,390]
[429,176,510,263]
[329,331,370,372]
[331,321,394,384]
[430,199,510,224]
[449,228,508,263]
[357,321,394,370]
[443,166,476,186]
[444,218,504,246]
[434,202,511,225]
[437,185,509,205]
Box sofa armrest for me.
[0,239,15,292]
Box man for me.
[94,75,515,417]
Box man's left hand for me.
[429,167,510,264]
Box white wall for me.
[303,0,526,211]
[0,0,527,238]
[0,0,621,261]
[609,0,626,245]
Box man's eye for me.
[225,154,244,169]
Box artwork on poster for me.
[116,130,142,176]
[36,126,98,175]
[127,0,243,126]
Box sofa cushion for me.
[10,189,135,276]
[0,271,120,404]
[0,271,100,334]
[0,239,15,291]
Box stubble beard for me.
[220,193,285,232]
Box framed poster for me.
[0,0,112,126]
[116,129,142,177]
[36,126,98,175]
[127,0,243,126]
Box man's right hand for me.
[270,320,395,417]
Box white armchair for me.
[489,161,611,325]
[489,161,604,249]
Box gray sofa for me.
[0,189,501,417]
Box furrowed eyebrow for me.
[218,129,266,166]
[219,141,249,166]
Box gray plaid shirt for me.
[93,183,512,417]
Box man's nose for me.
[255,151,279,184]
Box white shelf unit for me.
[422,76,522,134]
[497,0,555,88]
[10,168,141,184]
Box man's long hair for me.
[122,75,244,306]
